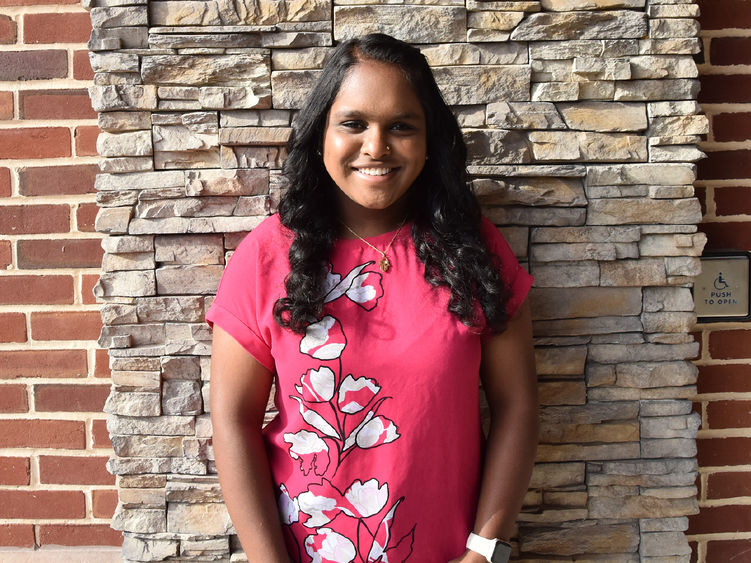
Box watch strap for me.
[466,532,512,563]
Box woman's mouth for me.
[356,167,393,177]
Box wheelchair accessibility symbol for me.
[714,272,729,291]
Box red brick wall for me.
[689,1,751,560]
[0,0,120,550]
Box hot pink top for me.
[206,214,533,563]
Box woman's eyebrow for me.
[331,109,423,120]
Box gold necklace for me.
[342,218,407,272]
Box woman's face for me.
[322,59,427,226]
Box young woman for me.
[207,34,538,563]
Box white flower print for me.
[296,366,336,403]
[367,499,403,563]
[305,528,357,563]
[297,488,340,528]
[283,261,414,562]
[345,270,383,310]
[291,396,339,439]
[300,316,346,360]
[355,416,400,449]
[288,478,414,561]
[278,483,299,525]
[338,375,380,414]
[340,479,388,519]
[284,430,331,476]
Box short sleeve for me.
[205,223,280,373]
[480,216,534,319]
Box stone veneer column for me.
[86,0,705,561]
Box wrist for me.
[466,532,512,563]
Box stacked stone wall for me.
[687,1,751,561]
[85,0,706,561]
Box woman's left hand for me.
[448,550,488,563]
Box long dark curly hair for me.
[273,33,511,334]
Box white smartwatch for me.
[466,532,512,563]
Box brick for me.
[19,163,97,197]
[699,364,751,394]
[700,222,751,252]
[713,113,751,143]
[17,238,102,269]
[0,349,86,378]
[75,125,99,156]
[23,12,92,44]
[0,204,69,235]
[710,37,751,66]
[708,329,751,360]
[0,50,66,80]
[707,471,751,499]
[39,455,114,485]
[715,186,751,216]
[30,311,102,341]
[688,504,751,535]
[0,457,30,485]
[92,418,111,448]
[34,383,109,412]
[0,91,11,120]
[707,400,751,429]
[0,127,70,158]
[19,89,96,120]
[0,312,26,343]
[0,490,85,518]
[698,0,751,30]
[81,273,99,304]
[706,539,751,561]
[0,240,10,267]
[699,150,751,181]
[0,275,74,305]
[700,75,751,104]
[0,524,34,548]
[39,524,122,547]
[0,166,10,196]
[94,348,110,378]
[698,436,751,467]
[0,14,16,44]
[0,384,28,413]
[73,49,93,80]
[77,202,99,233]
[0,419,85,449]
[92,489,118,517]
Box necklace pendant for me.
[379,257,391,272]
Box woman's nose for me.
[361,128,389,159]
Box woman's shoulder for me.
[227,213,293,271]
[478,215,507,247]
[234,213,292,252]
[478,215,522,266]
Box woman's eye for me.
[341,121,366,130]
[391,122,415,132]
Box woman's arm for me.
[210,325,291,562]
[450,301,538,563]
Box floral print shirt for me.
[206,214,533,563]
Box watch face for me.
[491,541,512,563]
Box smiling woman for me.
[206,34,538,563]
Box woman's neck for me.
[337,202,410,239]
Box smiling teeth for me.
[358,167,392,176]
